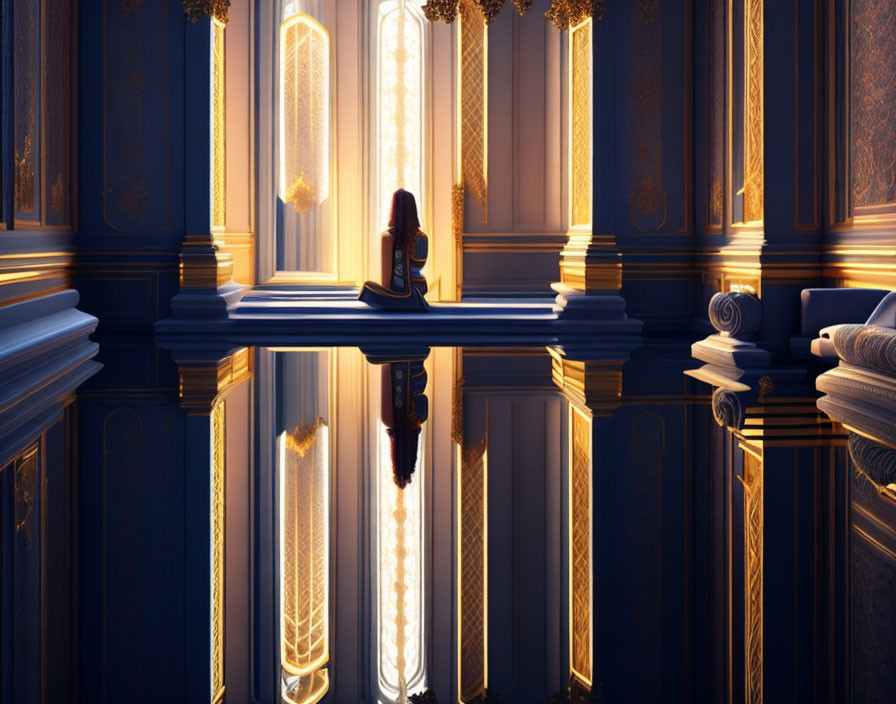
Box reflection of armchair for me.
[813,291,896,448]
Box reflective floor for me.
[15,334,895,703]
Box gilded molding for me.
[550,350,624,416]
[452,183,466,247]
[570,408,593,687]
[183,0,229,24]
[707,291,762,338]
[178,347,252,412]
[212,19,226,229]
[570,19,593,229]
[459,2,488,212]
[179,233,235,288]
[211,402,226,700]
[741,451,763,704]
[742,0,764,223]
[458,437,488,702]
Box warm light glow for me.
[279,14,330,213]
[376,0,427,231]
[569,19,593,229]
[211,18,226,230]
[377,421,426,701]
[742,0,763,224]
[569,406,593,687]
[279,423,331,704]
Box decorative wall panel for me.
[851,0,896,211]
[707,0,724,230]
[570,407,592,687]
[458,439,488,702]
[459,0,488,213]
[570,19,592,230]
[212,19,226,230]
[211,402,226,702]
[742,450,763,704]
[628,3,666,231]
[13,0,41,219]
[742,0,763,223]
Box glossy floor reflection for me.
[39,335,891,702]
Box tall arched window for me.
[373,0,427,236]
[278,9,333,275]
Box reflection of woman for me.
[381,358,428,488]
[359,189,428,310]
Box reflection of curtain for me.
[280,421,330,704]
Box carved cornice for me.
[183,0,229,24]
[708,291,762,338]
[422,0,606,29]
[849,434,896,491]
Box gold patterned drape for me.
[570,18,593,229]
[570,408,593,687]
[458,439,488,702]
[280,15,330,215]
[280,421,330,704]
[742,0,763,223]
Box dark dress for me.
[358,229,429,310]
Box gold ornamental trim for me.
[179,348,252,412]
[183,0,230,24]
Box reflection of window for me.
[279,12,332,273]
[375,0,427,232]
[279,422,330,704]
[376,421,426,701]
[569,19,593,230]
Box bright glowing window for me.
[376,420,426,701]
[569,18,593,230]
[278,12,333,274]
[279,422,330,704]
[375,0,427,233]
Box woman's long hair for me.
[388,189,421,249]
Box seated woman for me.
[358,189,428,310]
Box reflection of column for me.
[549,345,633,703]
[176,346,253,703]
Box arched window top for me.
[279,14,330,215]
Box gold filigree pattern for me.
[570,19,593,229]
[742,452,763,704]
[460,1,488,212]
[570,409,592,686]
[459,439,488,702]
[183,0,230,23]
[212,18,226,229]
[743,0,764,223]
[422,0,605,28]
[51,174,66,214]
[14,449,39,540]
[707,0,724,227]
[452,182,466,246]
[211,402,226,700]
[280,422,329,699]
[280,15,330,215]
[851,0,896,208]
